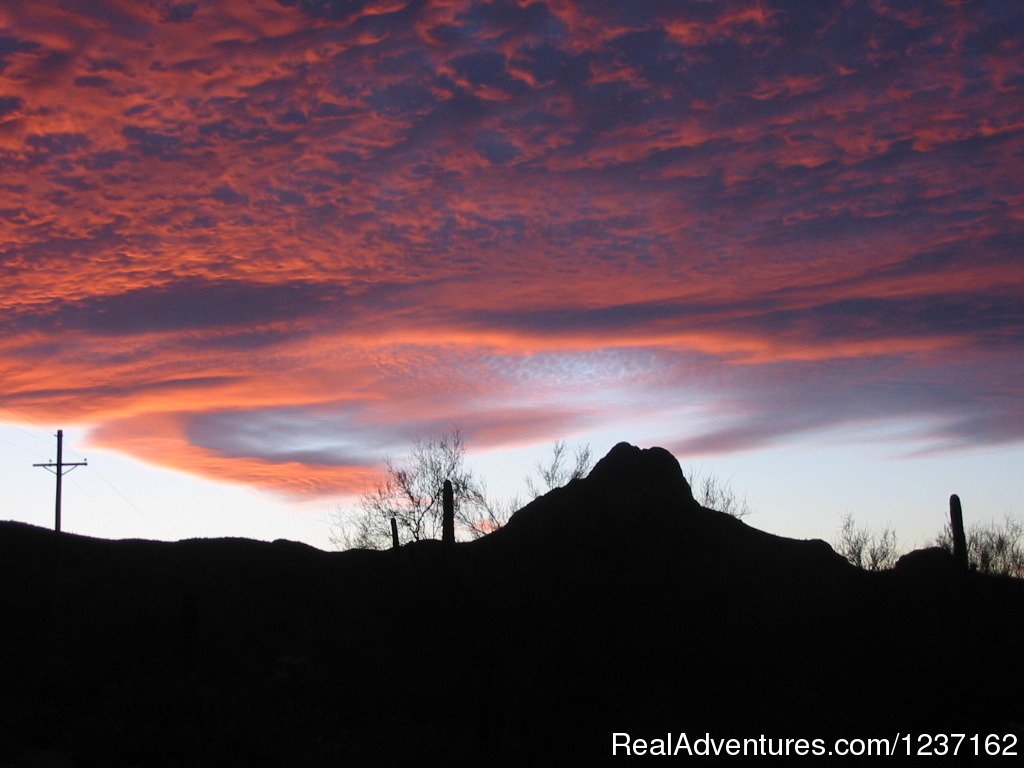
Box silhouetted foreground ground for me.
[2,444,1022,766]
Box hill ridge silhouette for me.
[2,442,1022,766]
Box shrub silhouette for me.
[3,443,1023,766]
[934,515,1024,577]
[835,507,1023,577]
[834,512,899,571]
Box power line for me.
[0,433,50,460]
[0,404,56,448]
[4,411,173,539]
[87,463,173,539]
[32,430,87,533]
[67,474,137,538]
[64,442,88,461]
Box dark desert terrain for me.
[2,444,1022,766]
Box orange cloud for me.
[1,0,1022,494]
[88,411,380,497]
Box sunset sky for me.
[2,0,1022,550]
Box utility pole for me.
[33,429,87,532]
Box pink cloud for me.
[1,0,1021,494]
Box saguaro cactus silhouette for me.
[950,494,968,570]
[442,479,454,546]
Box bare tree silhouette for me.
[330,434,596,549]
[524,439,593,499]
[329,428,489,549]
[834,512,899,571]
[688,469,753,519]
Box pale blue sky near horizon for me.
[2,420,1018,554]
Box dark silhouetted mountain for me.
[2,443,1021,766]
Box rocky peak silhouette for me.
[1,442,1022,767]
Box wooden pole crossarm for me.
[32,429,87,533]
